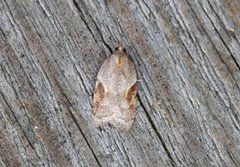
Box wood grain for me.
[0,0,239,166]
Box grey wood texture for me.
[0,0,240,167]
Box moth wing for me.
[92,81,105,116]
[93,55,111,112]
[96,57,111,83]
[125,82,138,119]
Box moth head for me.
[115,42,127,53]
[114,42,127,67]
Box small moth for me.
[92,42,137,131]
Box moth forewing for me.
[92,43,137,131]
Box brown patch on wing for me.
[93,81,105,115]
[126,83,137,102]
[125,83,137,114]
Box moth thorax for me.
[117,55,123,66]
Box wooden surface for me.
[0,0,240,166]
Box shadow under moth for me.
[92,43,137,131]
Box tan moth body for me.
[92,43,137,131]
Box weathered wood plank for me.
[0,0,239,166]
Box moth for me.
[92,43,137,131]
